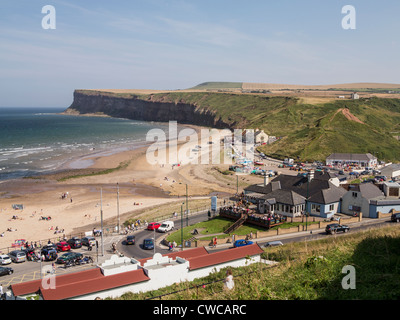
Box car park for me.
[0,266,13,277]
[264,241,284,247]
[147,222,161,231]
[9,250,26,263]
[56,252,83,264]
[0,254,12,265]
[233,239,254,248]
[325,223,350,234]
[126,235,135,245]
[81,236,96,247]
[143,238,154,250]
[67,237,82,249]
[56,242,71,252]
[157,221,174,233]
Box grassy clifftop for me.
[143,92,400,162]
[72,90,400,162]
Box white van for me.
[264,241,283,247]
[158,221,174,233]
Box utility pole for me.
[100,188,104,256]
[186,184,189,227]
[181,203,184,251]
[117,183,120,234]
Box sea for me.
[0,107,172,181]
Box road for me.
[118,210,213,259]
[1,212,396,290]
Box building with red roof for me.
[10,244,267,300]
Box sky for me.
[1,0,400,108]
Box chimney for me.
[308,170,314,182]
[264,174,269,187]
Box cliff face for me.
[66,90,231,128]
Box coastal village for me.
[3,128,400,300]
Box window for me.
[311,204,320,212]
[352,192,358,198]
[329,204,335,211]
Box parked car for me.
[233,239,254,248]
[67,237,82,249]
[56,252,83,264]
[41,248,58,261]
[56,242,71,252]
[9,250,26,263]
[391,212,400,223]
[157,221,174,233]
[126,235,136,245]
[0,254,12,265]
[0,266,13,277]
[143,238,154,250]
[43,243,57,251]
[147,222,161,231]
[325,223,350,234]
[264,241,284,247]
[81,236,96,247]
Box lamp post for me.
[305,171,312,232]
[181,203,184,251]
[117,183,120,234]
[100,188,104,256]
[186,184,189,227]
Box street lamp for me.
[117,183,120,234]
[181,202,184,251]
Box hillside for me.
[66,90,400,162]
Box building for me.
[254,129,269,145]
[326,153,378,168]
[10,244,267,300]
[341,183,384,218]
[244,171,345,218]
[351,92,360,100]
[380,164,400,180]
[368,182,400,217]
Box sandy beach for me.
[0,125,269,250]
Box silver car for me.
[9,250,26,263]
[0,254,12,265]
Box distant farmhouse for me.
[254,129,269,144]
[326,153,378,168]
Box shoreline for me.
[0,121,248,250]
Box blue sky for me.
[1,0,400,108]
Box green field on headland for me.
[69,89,400,162]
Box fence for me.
[0,224,118,254]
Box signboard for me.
[211,196,218,211]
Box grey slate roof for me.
[244,172,346,206]
[347,183,384,200]
[308,182,347,204]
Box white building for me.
[10,245,269,300]
[326,153,378,168]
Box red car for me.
[147,222,161,231]
[56,242,71,252]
